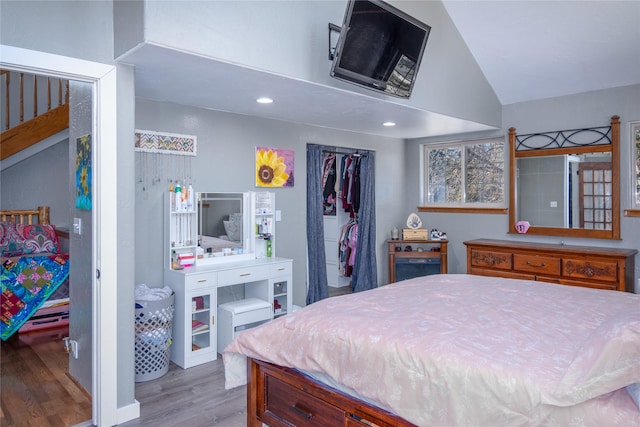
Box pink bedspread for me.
[224,274,640,426]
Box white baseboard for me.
[117,400,140,424]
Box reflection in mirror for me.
[509,115,620,239]
[198,192,245,254]
[517,152,612,229]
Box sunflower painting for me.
[255,147,294,187]
[76,134,92,210]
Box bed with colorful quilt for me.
[1,206,70,340]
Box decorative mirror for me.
[508,115,620,239]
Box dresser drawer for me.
[562,259,618,283]
[185,272,217,290]
[469,249,512,270]
[513,254,561,275]
[270,261,292,277]
[218,265,269,286]
[265,375,345,426]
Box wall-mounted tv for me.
[330,0,431,99]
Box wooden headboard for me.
[0,206,50,224]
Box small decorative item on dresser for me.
[515,220,530,234]
[430,229,447,240]
[391,227,400,240]
[403,228,429,240]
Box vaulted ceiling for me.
[129,1,640,140]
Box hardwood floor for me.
[2,292,356,427]
[329,284,352,297]
[121,358,247,427]
[123,289,357,426]
[0,326,92,427]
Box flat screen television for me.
[330,0,431,99]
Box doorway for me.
[0,45,120,426]
[306,144,377,304]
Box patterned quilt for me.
[0,254,69,340]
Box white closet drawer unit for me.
[218,265,269,286]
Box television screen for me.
[330,0,431,99]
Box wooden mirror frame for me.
[509,115,620,240]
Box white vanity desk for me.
[165,257,293,369]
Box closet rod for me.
[322,149,368,157]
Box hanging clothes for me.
[338,218,358,277]
[321,152,337,215]
[339,154,361,216]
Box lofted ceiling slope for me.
[121,1,640,140]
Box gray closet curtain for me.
[352,152,377,293]
[306,145,329,304]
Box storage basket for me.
[134,293,175,382]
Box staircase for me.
[1,70,69,162]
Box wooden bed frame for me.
[1,205,70,333]
[247,357,416,426]
[0,206,50,224]
[245,243,638,425]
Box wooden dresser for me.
[464,239,637,292]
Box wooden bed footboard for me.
[0,206,50,224]
[247,357,416,427]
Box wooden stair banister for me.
[1,70,69,161]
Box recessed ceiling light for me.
[382,121,396,127]
[256,97,274,104]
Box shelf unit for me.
[168,271,217,369]
[254,192,276,259]
[269,261,293,318]
[164,192,197,270]
[387,239,448,283]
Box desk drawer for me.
[218,265,269,286]
[562,259,618,282]
[513,254,560,275]
[469,249,512,270]
[270,262,292,277]
[185,273,217,290]
[265,375,345,426]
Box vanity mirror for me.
[508,116,620,239]
[197,192,254,264]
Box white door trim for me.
[0,45,120,426]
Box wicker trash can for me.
[134,293,175,382]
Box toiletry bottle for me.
[175,182,182,211]
[169,185,175,211]
[187,183,194,211]
[181,183,187,209]
[266,236,272,257]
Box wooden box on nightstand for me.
[402,228,429,240]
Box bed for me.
[0,206,70,340]
[223,274,640,426]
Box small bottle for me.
[169,185,175,211]
[265,236,272,257]
[187,183,194,211]
[171,250,178,269]
[174,182,182,211]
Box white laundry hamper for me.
[134,293,175,382]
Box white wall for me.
[2,0,138,413]
[0,0,114,65]
[0,140,70,225]
[406,84,640,292]
[135,98,407,305]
